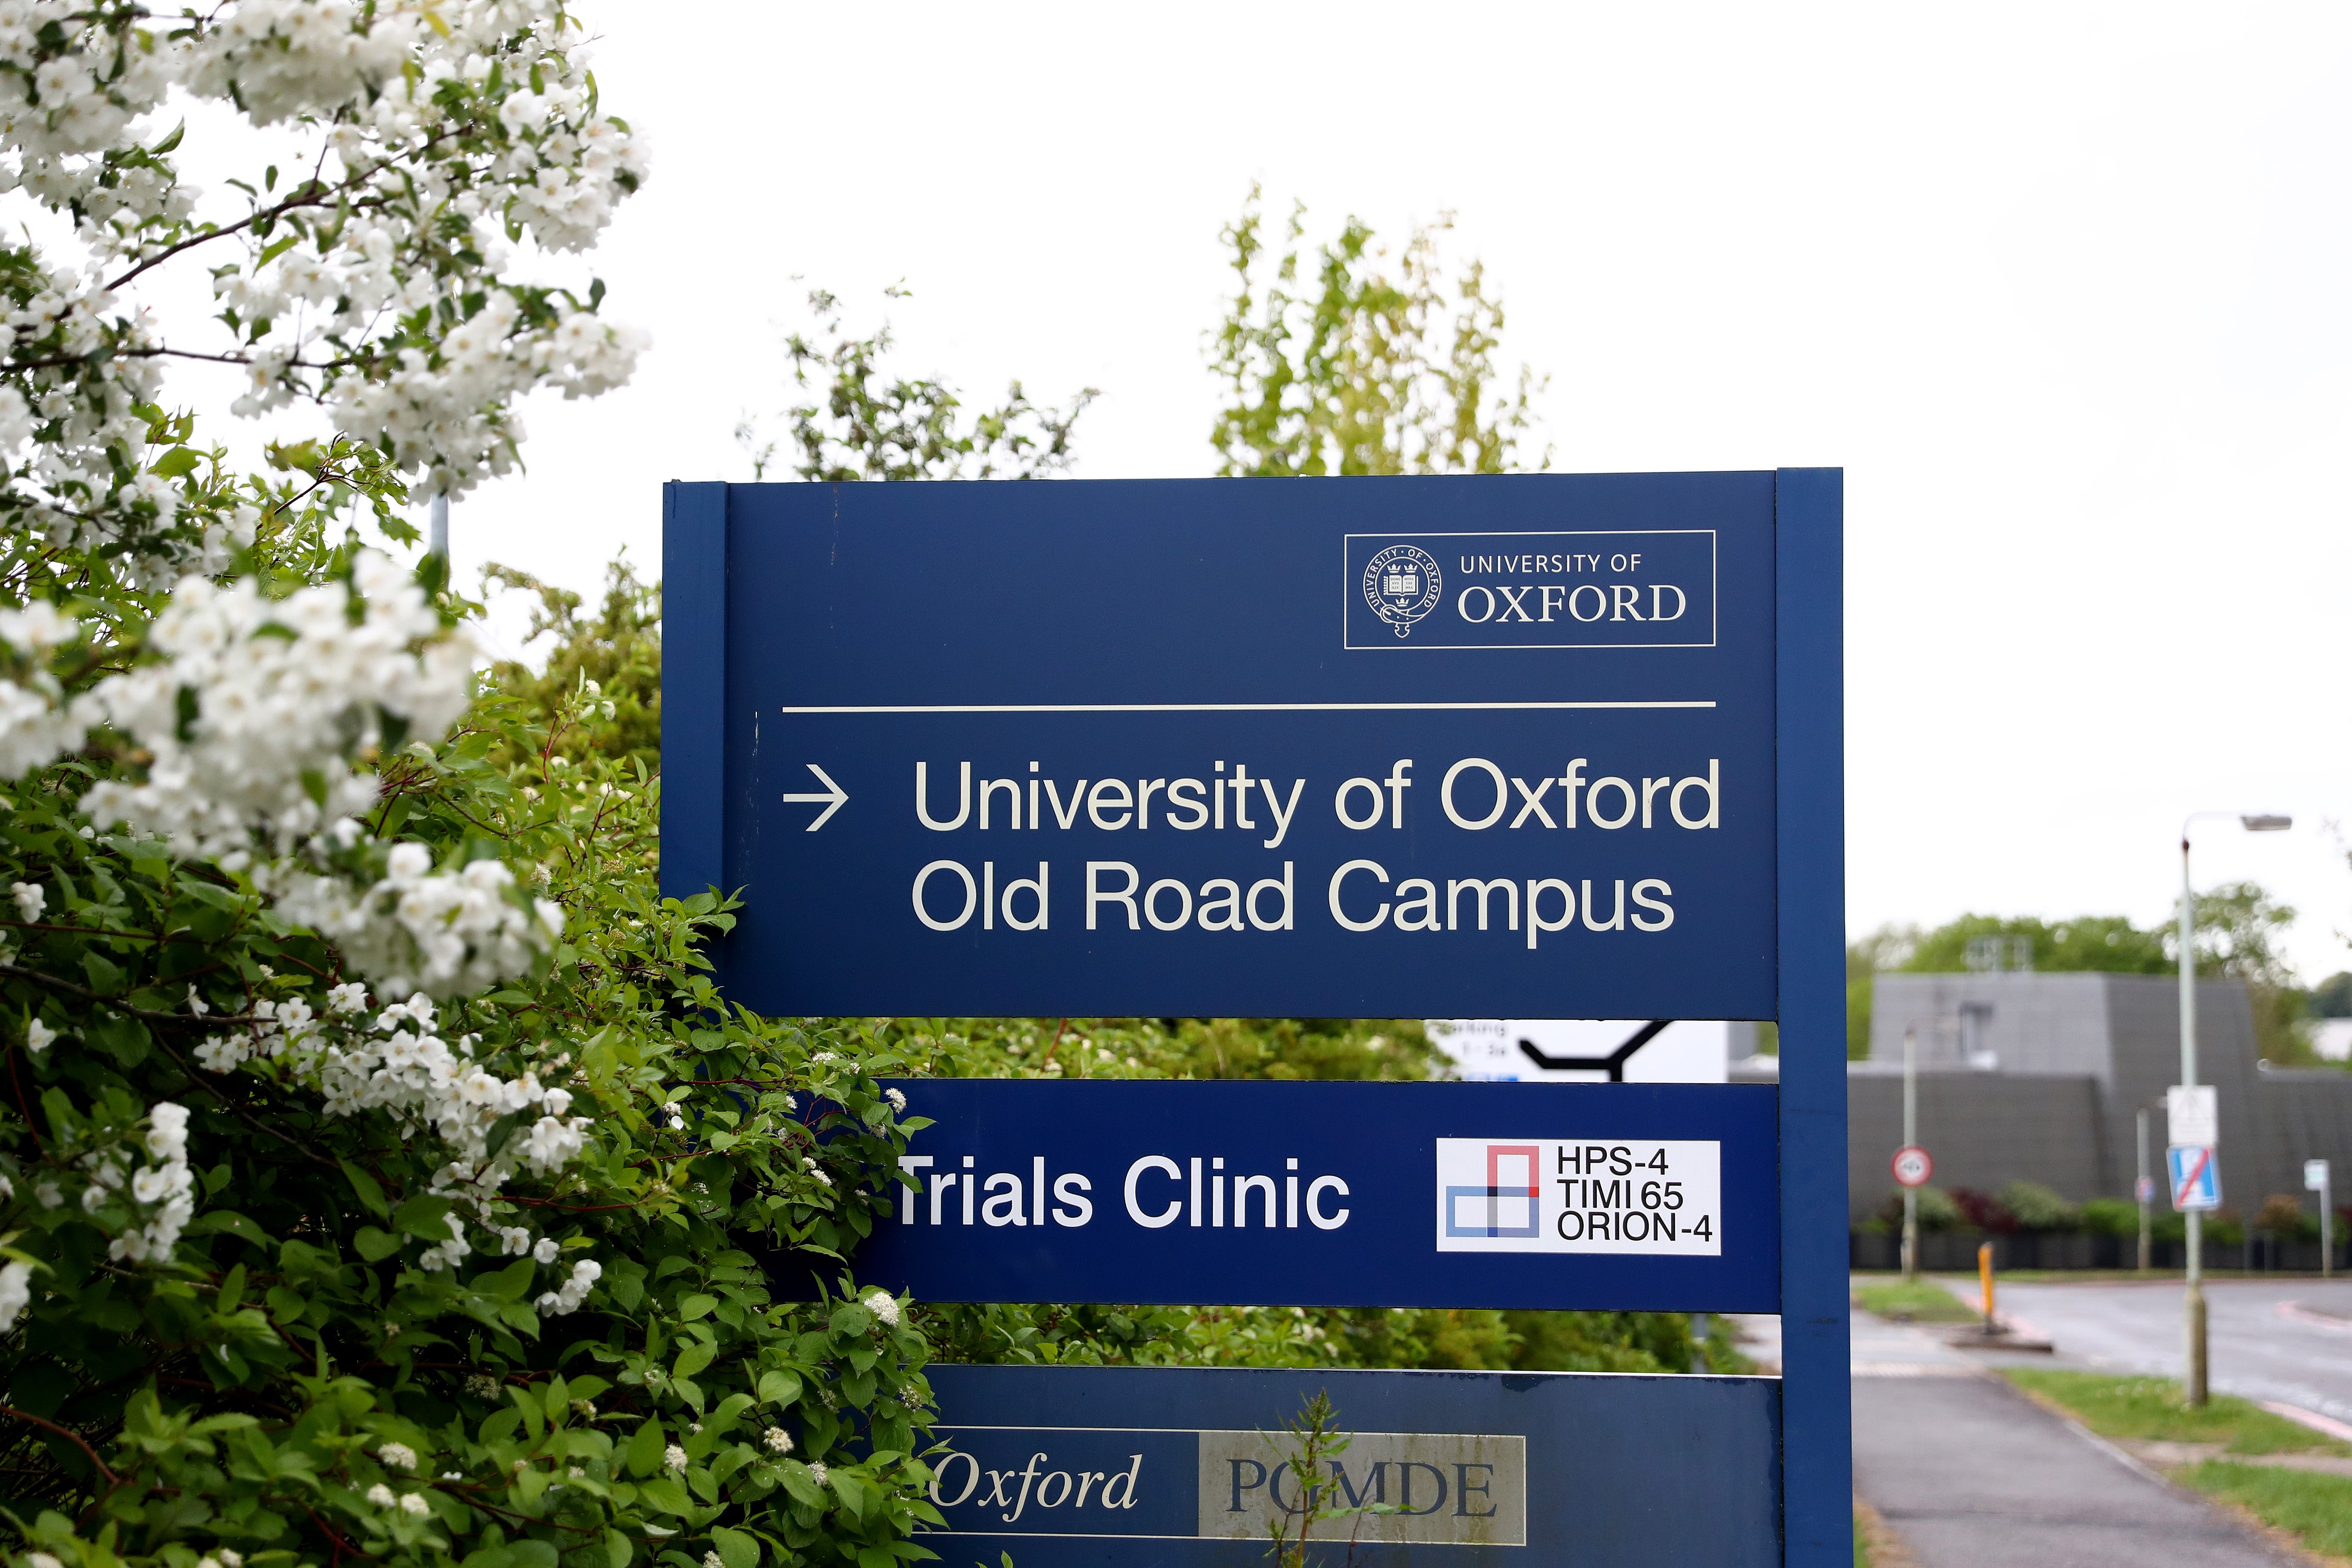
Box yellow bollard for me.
[1979,1241,1995,1335]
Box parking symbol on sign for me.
[2167,1144,2221,1212]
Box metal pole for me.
[1902,1024,1918,1282]
[2137,1107,2151,1273]
[2181,828,2207,1406]
[429,493,449,560]
[2327,1171,2335,1283]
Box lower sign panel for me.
[923,1364,1780,1566]
[861,1079,1778,1310]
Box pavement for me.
[1842,1303,2311,1568]
[1729,1288,2341,1566]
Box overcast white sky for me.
[427,3,2352,979]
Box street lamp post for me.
[2179,810,2291,1407]
[2136,1105,2152,1272]
[1898,1017,1957,1282]
[1903,1023,1918,1281]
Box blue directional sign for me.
[664,470,1852,1567]
[856,1079,1779,1311]
[919,1363,1782,1568]
[663,474,1776,1019]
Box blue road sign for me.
[855,1079,1780,1311]
[663,473,1777,1019]
[663,469,1851,1566]
[2168,1144,2222,1211]
[919,1363,1781,1568]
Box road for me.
[1971,1275,2352,1428]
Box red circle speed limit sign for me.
[1891,1146,1934,1188]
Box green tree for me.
[1209,187,1550,477]
[1863,890,2312,1064]
[1899,914,2171,976]
[2312,972,2352,1018]
[0,11,939,1568]
[739,287,1096,482]
[481,553,664,772]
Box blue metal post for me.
[660,482,729,903]
[1775,467,1849,1565]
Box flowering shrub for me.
[0,7,938,1568]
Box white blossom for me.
[0,1259,31,1329]
[25,1019,54,1054]
[108,1101,194,1262]
[534,1257,600,1316]
[764,1427,793,1455]
[808,1462,829,1486]
[883,1087,907,1114]
[398,1493,430,1517]
[663,1443,688,1473]
[9,881,43,921]
[862,1290,901,1328]
[365,1483,396,1507]
[77,556,478,867]
[378,1441,418,1472]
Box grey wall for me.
[1854,971,2352,1223]
[1849,1066,2104,1221]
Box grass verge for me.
[2005,1369,2352,1561]
[1852,1278,1979,1323]
[2004,1369,2349,1456]
[2183,1464,2352,1559]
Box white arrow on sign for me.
[781,764,848,831]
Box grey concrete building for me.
[1836,971,2352,1223]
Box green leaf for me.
[353,1227,401,1263]
[217,1263,246,1314]
[150,447,200,479]
[188,1209,271,1249]
[625,1418,664,1479]
[603,1530,633,1568]
[393,1193,452,1240]
[672,1338,715,1381]
[756,1369,802,1407]
[478,1256,535,1301]
[507,1543,557,1568]
[338,1160,391,1219]
[88,1013,148,1067]
[678,1293,717,1321]
[634,1475,691,1516]
[709,1527,758,1568]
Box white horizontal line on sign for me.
[778,700,1717,714]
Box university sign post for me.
[662,470,1849,1565]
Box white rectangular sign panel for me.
[1435,1137,1721,1255]
[2309,1159,2332,1193]
[2167,1084,2218,1148]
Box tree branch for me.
[0,1403,123,1485]
[0,961,269,1027]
